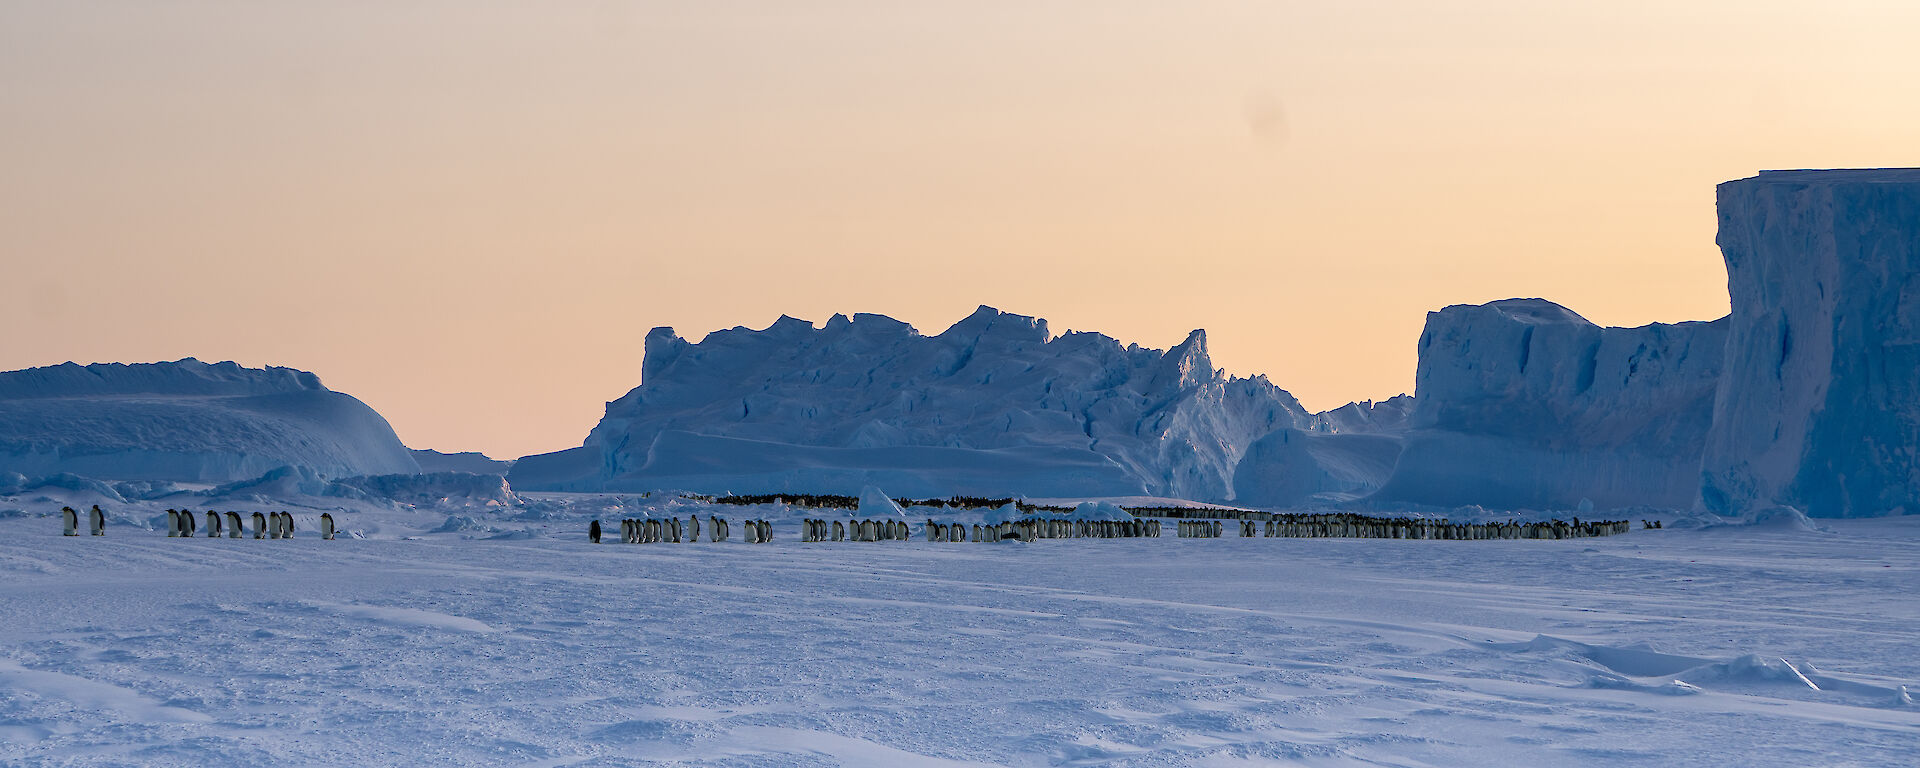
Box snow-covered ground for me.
[2,503,1915,767]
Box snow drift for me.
[510,307,1313,499]
[0,359,420,483]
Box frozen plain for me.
[1,502,1916,767]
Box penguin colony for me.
[62,506,1635,543]
[64,507,340,540]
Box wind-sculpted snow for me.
[0,359,420,482]
[1702,169,1920,518]
[1,505,1915,766]
[1370,299,1727,510]
[511,307,1311,500]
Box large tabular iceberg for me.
[1368,299,1727,510]
[1701,169,1920,518]
[510,306,1313,499]
[0,359,421,482]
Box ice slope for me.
[1232,396,1416,507]
[1370,299,1728,510]
[1701,169,1920,518]
[1,501,1915,767]
[1232,428,1405,506]
[0,359,420,482]
[510,307,1310,500]
[1307,393,1414,434]
[410,449,511,475]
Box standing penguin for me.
[181,510,197,537]
[320,512,336,540]
[166,509,181,538]
[252,511,267,539]
[280,512,294,538]
[206,510,222,538]
[589,519,602,544]
[89,506,105,536]
[687,515,700,542]
[62,506,79,536]
[226,511,243,538]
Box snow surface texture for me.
[1371,299,1728,511]
[511,307,1314,500]
[0,359,419,483]
[1702,169,1920,518]
[1,498,1915,767]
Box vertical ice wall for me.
[1367,299,1726,510]
[1700,169,1920,517]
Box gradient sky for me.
[4,1,1917,460]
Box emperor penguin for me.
[89,505,106,536]
[179,509,197,538]
[167,509,181,538]
[688,515,700,542]
[589,519,602,544]
[281,512,295,538]
[226,511,243,538]
[252,511,267,539]
[832,520,844,542]
[206,510,222,537]
[757,519,771,542]
[321,512,337,541]
[62,506,79,536]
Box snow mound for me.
[509,307,1310,500]
[430,515,494,534]
[0,359,421,483]
[1674,654,1821,690]
[341,472,520,508]
[855,486,906,517]
[1069,501,1133,521]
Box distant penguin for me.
[167,509,180,538]
[321,512,336,540]
[62,506,78,536]
[90,505,105,536]
[590,519,602,544]
[226,511,243,538]
[253,511,268,539]
[206,510,222,538]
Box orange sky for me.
[4,2,1917,460]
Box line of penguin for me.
[60,506,340,540]
[604,515,1631,544]
[589,516,772,544]
[802,517,1161,543]
[1237,514,1633,540]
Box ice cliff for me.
[1700,169,1920,518]
[509,306,1312,499]
[1368,299,1728,510]
[0,359,421,482]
